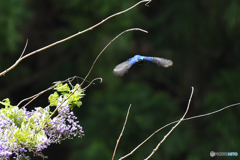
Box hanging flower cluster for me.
[0,83,84,160]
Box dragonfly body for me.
[113,55,173,76]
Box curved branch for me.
[145,87,193,159]
[0,0,152,76]
[83,77,103,90]
[80,28,148,86]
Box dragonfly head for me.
[133,55,144,62]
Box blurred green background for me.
[1,0,240,159]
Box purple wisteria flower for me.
[45,98,84,141]
[0,97,84,159]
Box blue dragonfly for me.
[113,55,173,76]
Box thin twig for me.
[17,83,59,108]
[83,77,102,90]
[0,0,151,77]
[163,102,240,129]
[79,28,148,86]
[144,87,194,160]
[112,104,132,160]
[145,0,152,6]
[19,39,28,59]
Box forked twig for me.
[119,87,194,160]
[17,83,60,108]
[0,0,152,77]
[112,104,132,160]
[144,87,194,159]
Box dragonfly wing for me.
[113,61,131,76]
[152,57,173,67]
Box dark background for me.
[1,0,240,159]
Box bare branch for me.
[144,87,194,159]
[112,104,132,160]
[17,83,59,108]
[0,0,151,76]
[119,87,194,160]
[83,77,103,90]
[19,39,28,59]
[145,0,152,6]
[17,76,82,108]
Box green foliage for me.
[49,83,84,109]
[0,98,11,107]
